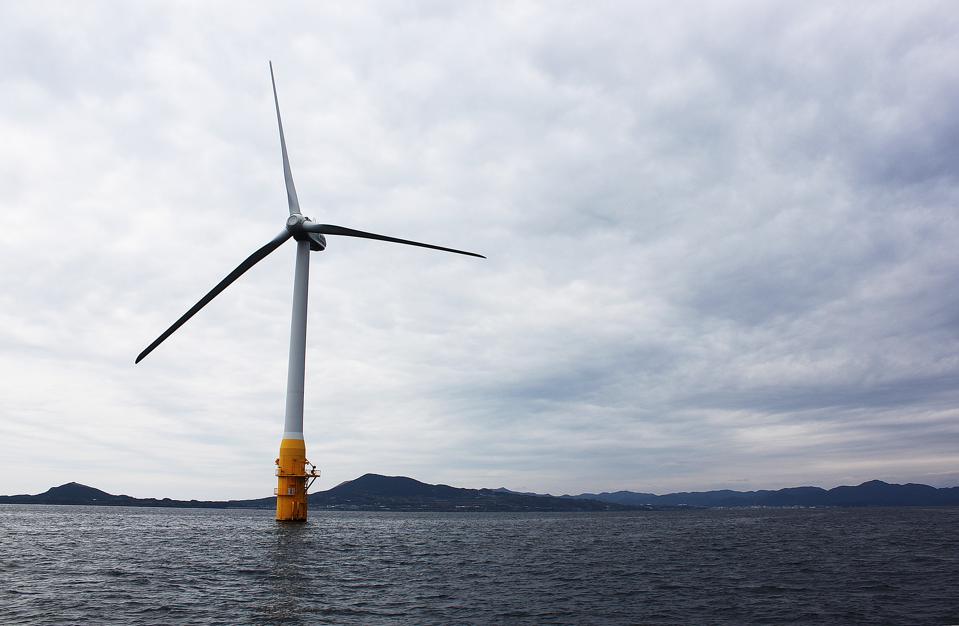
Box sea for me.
[1,505,957,624]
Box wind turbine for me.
[136,63,484,522]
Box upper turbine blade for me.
[301,223,486,258]
[135,229,294,364]
[270,61,301,216]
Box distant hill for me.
[0,482,272,509]
[2,477,957,511]
[308,474,628,511]
[0,476,628,512]
[566,480,959,507]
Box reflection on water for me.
[1,505,958,624]
[261,522,304,624]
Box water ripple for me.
[1,506,958,623]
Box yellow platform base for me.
[275,438,313,522]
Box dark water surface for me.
[1,505,957,624]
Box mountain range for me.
[0,474,626,512]
[562,479,959,507]
[1,475,957,511]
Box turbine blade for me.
[269,61,301,216]
[135,229,294,364]
[301,223,485,258]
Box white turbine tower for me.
[136,63,484,522]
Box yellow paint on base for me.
[275,438,309,522]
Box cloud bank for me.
[1,2,957,498]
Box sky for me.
[1,1,958,500]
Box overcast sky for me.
[1,1,958,499]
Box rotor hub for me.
[286,214,308,239]
[285,215,325,250]
[286,214,306,231]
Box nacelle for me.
[308,232,327,251]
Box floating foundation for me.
[275,438,319,522]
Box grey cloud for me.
[1,2,957,498]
